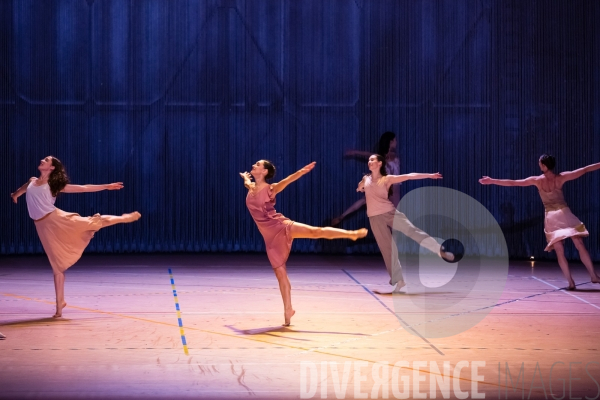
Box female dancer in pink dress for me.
[241,160,368,326]
[358,154,454,294]
[11,156,141,317]
[480,154,600,290]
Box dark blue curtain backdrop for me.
[1,0,599,261]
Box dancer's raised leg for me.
[101,211,141,227]
[553,241,575,290]
[290,222,367,241]
[393,211,453,261]
[571,237,600,283]
[53,272,67,317]
[274,265,295,326]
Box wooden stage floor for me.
[1,254,599,399]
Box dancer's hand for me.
[430,173,442,179]
[479,176,493,185]
[105,182,124,190]
[10,193,17,204]
[300,162,316,175]
[239,172,252,181]
[240,172,254,190]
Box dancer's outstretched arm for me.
[271,162,316,196]
[479,176,538,187]
[62,183,124,193]
[386,172,442,185]
[559,162,600,182]
[10,177,36,203]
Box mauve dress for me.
[246,185,294,268]
[539,187,588,251]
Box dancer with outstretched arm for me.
[480,154,600,290]
[358,154,454,294]
[241,160,368,326]
[332,131,400,226]
[11,156,141,317]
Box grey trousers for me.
[368,209,441,285]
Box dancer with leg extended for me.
[332,131,400,226]
[357,154,454,294]
[241,160,368,326]
[11,156,141,317]
[479,154,600,290]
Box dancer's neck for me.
[253,177,268,190]
[38,171,51,183]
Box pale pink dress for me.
[246,185,294,269]
[539,187,588,251]
[27,182,102,275]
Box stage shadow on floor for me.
[0,317,71,327]
[225,324,369,339]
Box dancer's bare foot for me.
[591,276,600,284]
[393,281,406,293]
[352,228,368,241]
[440,249,455,262]
[123,212,141,223]
[283,309,295,326]
[53,302,67,318]
[564,279,576,291]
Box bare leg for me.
[273,265,295,326]
[571,237,600,283]
[332,197,366,226]
[553,241,575,290]
[290,222,367,241]
[53,272,67,317]
[101,211,141,228]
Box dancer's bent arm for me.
[386,172,442,185]
[479,176,538,187]
[559,162,600,183]
[62,183,124,193]
[356,176,367,192]
[239,172,255,190]
[10,177,36,203]
[270,161,316,196]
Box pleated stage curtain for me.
[1,0,599,261]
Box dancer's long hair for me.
[262,160,276,180]
[539,154,556,171]
[377,131,396,157]
[368,154,393,197]
[48,156,70,197]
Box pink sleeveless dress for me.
[538,187,588,251]
[246,185,294,269]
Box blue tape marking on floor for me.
[168,268,189,356]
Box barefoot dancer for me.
[358,154,454,294]
[480,154,600,290]
[332,131,400,226]
[241,160,368,326]
[11,156,141,317]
